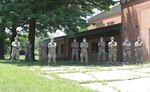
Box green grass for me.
[0,60,94,92]
[1,57,150,92]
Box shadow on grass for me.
[0,59,132,67]
[0,59,39,66]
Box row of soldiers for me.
[71,36,143,63]
[11,36,143,64]
[11,37,32,62]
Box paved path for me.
[40,66,150,92]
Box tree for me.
[0,0,116,60]
[0,18,6,59]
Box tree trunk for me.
[10,26,17,59]
[0,21,5,59]
[28,18,36,61]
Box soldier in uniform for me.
[97,37,106,62]
[11,37,20,62]
[134,36,143,63]
[38,37,45,62]
[71,38,79,62]
[25,41,32,61]
[80,38,89,64]
[108,37,117,62]
[122,38,131,62]
[48,38,57,64]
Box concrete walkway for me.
[40,66,150,92]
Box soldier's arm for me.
[108,42,111,47]
[115,42,117,47]
[139,41,143,47]
[12,42,14,47]
[134,42,137,47]
[47,43,50,48]
[122,42,125,46]
[54,42,57,47]
[128,43,131,47]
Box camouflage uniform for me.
[80,38,89,64]
[11,38,20,62]
[122,38,131,62]
[97,37,106,62]
[38,38,45,62]
[71,38,79,61]
[135,37,143,62]
[48,39,57,64]
[108,37,117,62]
[25,41,32,61]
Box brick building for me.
[43,0,150,62]
[121,0,150,61]
[88,5,121,30]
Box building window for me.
[120,0,126,4]
[126,0,131,2]
[61,44,64,54]
[120,0,132,4]
[107,21,114,26]
[92,42,98,53]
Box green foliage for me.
[17,35,28,50]
[0,0,116,36]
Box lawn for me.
[1,56,150,92]
[0,60,94,92]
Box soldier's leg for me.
[75,52,79,61]
[48,54,52,64]
[128,51,131,62]
[97,51,100,61]
[137,51,141,63]
[109,52,112,62]
[99,52,103,61]
[136,53,139,63]
[16,51,20,62]
[113,52,117,62]
[139,51,143,63]
[123,51,126,62]
[71,52,74,62]
[53,54,56,64]
[11,51,15,61]
[85,52,88,64]
[102,51,106,62]
[135,51,138,63]
[80,53,84,64]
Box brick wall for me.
[122,0,150,61]
[88,13,121,30]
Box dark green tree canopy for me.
[0,0,116,35]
